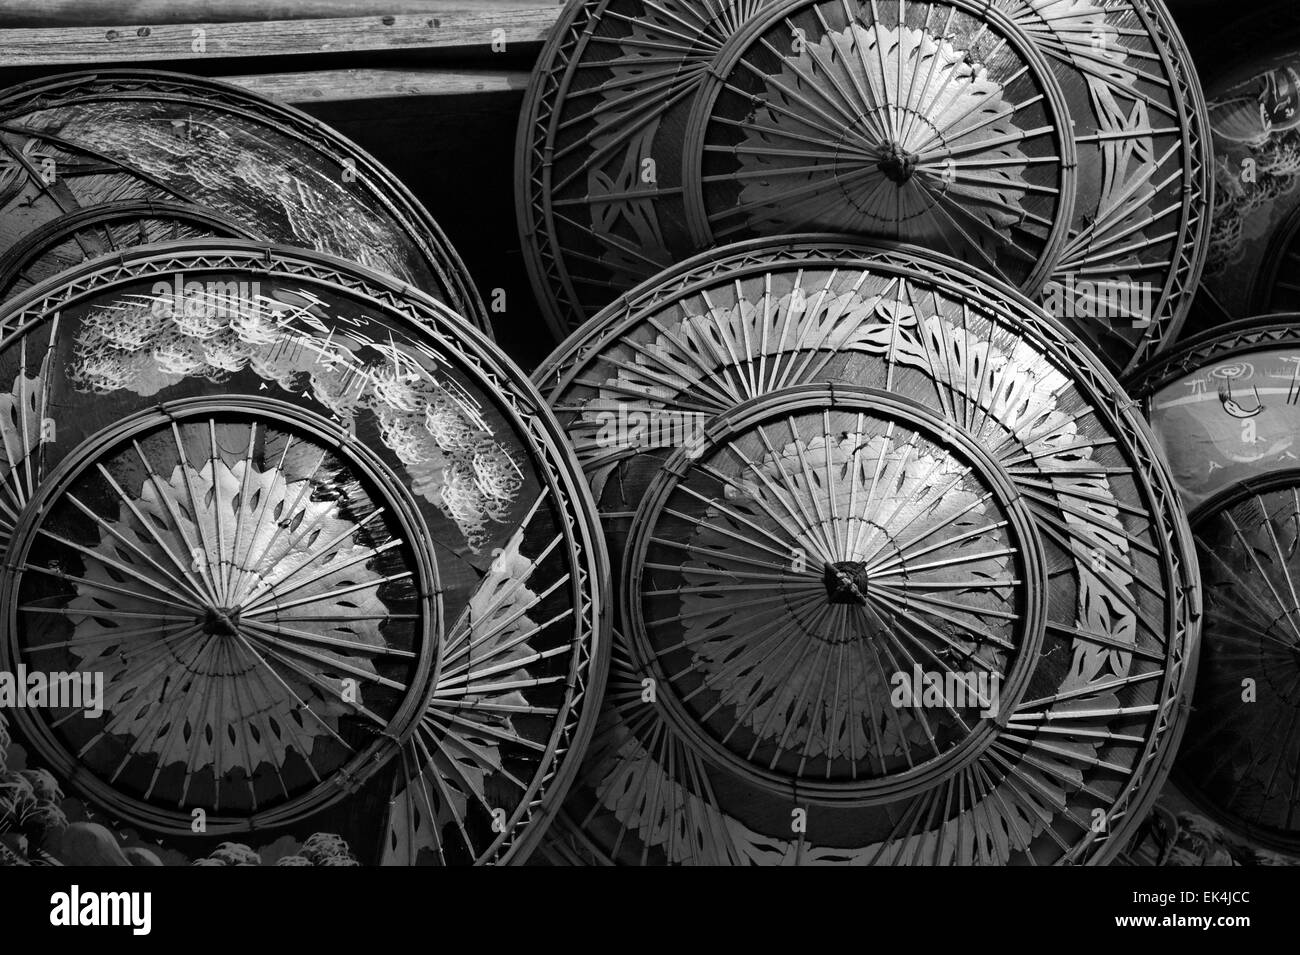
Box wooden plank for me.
[0,0,563,27]
[0,9,561,66]
[227,67,530,103]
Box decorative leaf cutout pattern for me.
[385,493,575,864]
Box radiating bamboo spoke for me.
[626,395,1033,803]
[1006,0,1208,372]
[686,0,1074,294]
[8,414,422,827]
[1176,483,1300,848]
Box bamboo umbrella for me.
[0,240,607,864]
[532,235,1198,864]
[518,0,1077,339]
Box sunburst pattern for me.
[553,639,1097,865]
[1199,51,1300,320]
[628,395,1036,792]
[0,359,47,551]
[729,25,1029,232]
[384,489,580,865]
[519,0,1086,337]
[11,415,423,827]
[0,242,606,861]
[518,0,781,335]
[689,1,1075,292]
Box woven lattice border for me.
[1122,0,1214,372]
[1124,314,1300,399]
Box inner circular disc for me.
[622,385,1046,805]
[0,70,487,330]
[685,0,1076,295]
[534,235,1198,865]
[9,404,428,834]
[0,240,607,865]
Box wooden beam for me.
[0,9,561,66]
[227,66,530,103]
[0,0,563,27]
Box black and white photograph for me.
[0,0,1288,935]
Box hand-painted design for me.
[0,131,206,311]
[384,491,575,865]
[569,277,1141,682]
[586,127,671,293]
[575,648,759,865]
[558,640,1086,865]
[193,831,360,866]
[688,0,1077,296]
[994,0,1210,372]
[69,289,521,551]
[538,239,1195,864]
[48,107,408,283]
[850,297,1140,691]
[733,23,1034,236]
[0,722,69,867]
[0,241,606,864]
[662,422,1017,776]
[0,72,486,330]
[1120,319,1300,854]
[1142,347,1300,510]
[572,275,1140,670]
[0,130,174,212]
[1203,60,1300,316]
[1119,800,1300,866]
[1177,480,1300,852]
